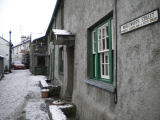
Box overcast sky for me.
[0,0,57,45]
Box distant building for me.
[0,55,4,79]
[0,37,10,72]
[30,36,48,75]
[12,36,31,65]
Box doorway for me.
[65,46,74,101]
[37,56,45,66]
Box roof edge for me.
[45,0,62,36]
[0,37,9,43]
[13,40,31,48]
[31,36,46,43]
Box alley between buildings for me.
[0,70,49,120]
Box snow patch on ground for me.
[24,99,49,120]
[0,70,29,120]
[24,73,49,120]
[40,79,49,88]
[49,105,67,120]
[0,70,49,120]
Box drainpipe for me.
[114,0,118,104]
[9,31,12,73]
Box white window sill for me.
[84,79,115,93]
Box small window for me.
[91,17,113,84]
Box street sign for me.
[121,9,159,34]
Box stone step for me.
[58,103,76,118]
[47,99,76,120]
[49,105,67,120]
[40,79,49,89]
[48,85,61,97]
[40,80,61,97]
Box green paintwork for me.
[91,17,113,84]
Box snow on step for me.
[49,105,66,120]
[58,104,73,109]
[40,79,49,88]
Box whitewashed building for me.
[0,37,10,71]
[0,55,4,79]
[12,36,31,64]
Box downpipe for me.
[114,0,118,104]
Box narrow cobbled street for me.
[0,70,49,120]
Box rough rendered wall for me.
[116,0,160,120]
[63,0,160,120]
[64,0,116,120]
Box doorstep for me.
[45,98,76,120]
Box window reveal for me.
[91,18,113,84]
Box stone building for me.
[46,0,160,120]
[30,36,48,75]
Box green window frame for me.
[91,17,113,84]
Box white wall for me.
[12,41,30,63]
[0,37,9,70]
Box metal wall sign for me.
[121,9,159,34]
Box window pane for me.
[106,26,109,36]
[93,32,96,53]
[102,28,105,38]
[99,29,101,39]
[94,42,96,53]
[102,53,104,63]
[101,40,103,51]
[98,28,102,52]
[103,39,105,50]
[102,64,104,75]
[98,40,101,52]
[106,38,109,49]
[105,53,108,63]
[105,64,109,76]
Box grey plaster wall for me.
[63,46,74,99]
[62,0,160,120]
[64,0,116,120]
[55,4,63,29]
[116,0,160,120]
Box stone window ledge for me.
[84,79,115,93]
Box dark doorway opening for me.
[38,56,45,66]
